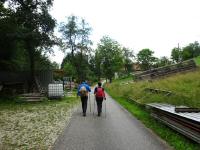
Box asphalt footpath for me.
[52,90,171,150]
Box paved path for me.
[53,91,171,150]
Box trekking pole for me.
[93,96,95,116]
[105,99,106,118]
[89,93,91,113]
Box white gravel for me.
[0,100,79,150]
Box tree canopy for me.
[60,16,93,82]
[0,0,56,90]
[96,36,124,82]
[137,49,156,70]
[171,41,200,63]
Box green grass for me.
[0,94,79,149]
[105,86,200,150]
[194,56,200,66]
[107,68,200,108]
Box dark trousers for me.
[96,97,103,115]
[81,96,88,114]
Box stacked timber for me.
[146,103,200,144]
[20,93,45,102]
[134,59,196,81]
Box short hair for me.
[98,82,102,86]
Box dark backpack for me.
[96,87,104,98]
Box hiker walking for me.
[77,81,91,116]
[94,82,106,116]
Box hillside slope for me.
[194,56,200,66]
[106,68,200,108]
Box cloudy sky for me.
[49,0,200,64]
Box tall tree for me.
[76,18,92,81]
[61,52,91,82]
[182,41,200,60]
[137,49,156,70]
[122,47,134,74]
[171,47,182,63]
[97,36,124,83]
[61,53,77,78]
[89,51,102,81]
[0,2,20,70]
[59,15,78,59]
[60,16,92,82]
[3,0,56,90]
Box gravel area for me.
[0,98,79,150]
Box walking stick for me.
[105,99,106,118]
[89,93,91,113]
[93,96,95,115]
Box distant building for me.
[132,63,141,71]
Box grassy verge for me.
[105,86,199,150]
[194,56,200,66]
[0,94,79,149]
[107,69,200,108]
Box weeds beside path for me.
[105,80,200,150]
[108,69,200,108]
[0,95,79,150]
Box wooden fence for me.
[0,70,53,94]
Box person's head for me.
[98,82,102,87]
[82,80,87,85]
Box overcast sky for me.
[49,0,200,64]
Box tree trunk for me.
[27,42,35,92]
[80,48,83,81]
[98,76,101,81]
[98,64,101,81]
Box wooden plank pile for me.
[134,59,196,81]
[146,103,200,144]
[20,93,45,102]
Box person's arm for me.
[86,85,91,92]
[94,87,97,95]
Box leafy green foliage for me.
[194,56,200,66]
[89,53,102,81]
[154,56,172,68]
[0,0,56,90]
[171,47,182,63]
[60,15,92,82]
[122,47,134,73]
[96,36,124,82]
[171,41,200,63]
[137,49,156,70]
[61,52,92,82]
[59,15,79,57]
[182,41,200,60]
[59,15,92,57]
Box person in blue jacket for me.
[77,81,91,116]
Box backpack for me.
[79,86,88,97]
[96,87,104,98]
